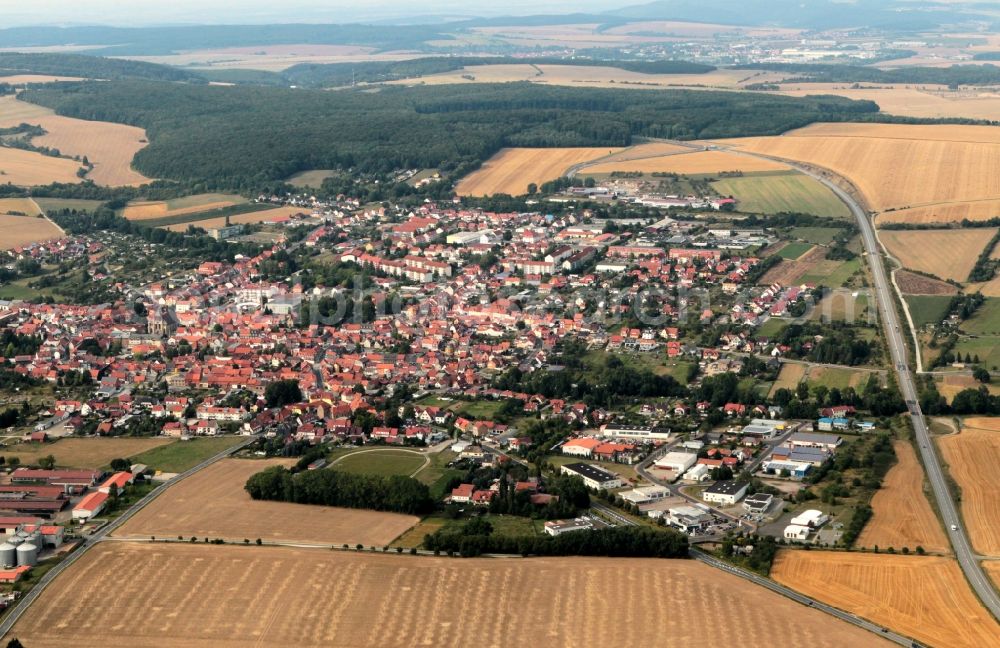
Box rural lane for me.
[0,435,258,638]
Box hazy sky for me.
[0,1,638,27]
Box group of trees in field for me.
[22,80,880,188]
[741,62,1000,91]
[245,465,434,515]
[423,523,689,558]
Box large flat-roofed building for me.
[600,424,672,442]
[654,451,698,474]
[620,485,669,505]
[666,506,713,534]
[741,418,789,439]
[743,493,774,513]
[702,480,748,506]
[790,509,829,529]
[559,463,626,490]
[543,518,594,536]
[789,432,842,451]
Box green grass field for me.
[287,169,339,188]
[756,317,789,338]
[453,400,504,419]
[777,242,813,260]
[961,298,1000,335]
[130,436,245,473]
[905,295,953,328]
[953,337,1000,371]
[788,227,843,245]
[800,258,862,287]
[332,450,427,477]
[714,171,851,219]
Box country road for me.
[774,157,1000,619]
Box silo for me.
[0,543,15,568]
[16,542,37,567]
[26,530,41,548]
[7,535,23,548]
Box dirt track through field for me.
[7,543,889,648]
[114,458,418,546]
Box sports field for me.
[0,437,173,470]
[330,449,428,477]
[114,458,419,546]
[937,417,1000,556]
[856,441,949,554]
[6,543,888,648]
[880,228,994,283]
[712,172,851,218]
[455,147,623,196]
[771,550,1000,648]
[0,214,63,249]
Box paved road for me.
[0,435,257,637]
[783,162,1000,619]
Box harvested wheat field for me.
[0,437,173,470]
[591,141,693,163]
[0,95,150,186]
[779,84,1000,121]
[856,441,949,554]
[455,147,622,196]
[878,199,1000,225]
[163,206,310,232]
[0,197,41,216]
[0,214,63,249]
[0,75,87,84]
[581,150,789,175]
[716,124,1000,216]
[769,363,807,396]
[7,543,888,648]
[938,417,1000,555]
[0,148,81,186]
[123,194,248,221]
[772,550,1000,648]
[115,458,417,546]
[880,228,994,283]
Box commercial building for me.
[789,432,843,451]
[654,451,698,474]
[620,485,669,505]
[600,424,672,442]
[666,506,713,534]
[790,509,829,529]
[543,518,594,536]
[784,525,812,541]
[743,493,774,514]
[702,480,748,506]
[559,463,626,490]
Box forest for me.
[0,53,202,82]
[245,465,434,515]
[22,80,879,189]
[740,62,1000,88]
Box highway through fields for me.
[0,435,258,637]
[740,153,1000,619]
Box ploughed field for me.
[114,458,418,546]
[6,543,889,648]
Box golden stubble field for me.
[123,193,247,221]
[771,550,1000,648]
[1,437,173,469]
[856,441,950,554]
[0,214,63,250]
[879,228,994,283]
[937,417,1000,556]
[778,84,1000,121]
[115,458,418,546]
[0,148,81,186]
[0,95,150,186]
[455,147,622,197]
[7,543,888,648]
[580,149,789,175]
[715,123,1000,221]
[0,197,41,216]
